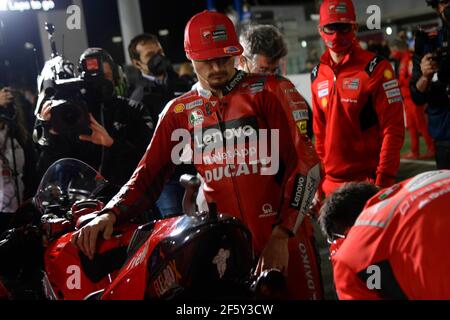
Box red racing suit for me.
[104,70,324,299]
[397,50,434,157]
[311,43,405,196]
[332,170,450,299]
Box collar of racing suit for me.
[194,69,247,99]
[320,40,361,71]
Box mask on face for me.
[320,30,356,54]
[147,53,170,77]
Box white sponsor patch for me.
[383,80,398,91]
[317,80,328,90]
[186,99,203,110]
[385,88,401,98]
[388,97,403,104]
[318,88,329,98]
[341,98,358,104]
[292,110,309,121]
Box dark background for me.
[0,0,316,89]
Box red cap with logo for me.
[319,0,356,26]
[184,10,243,61]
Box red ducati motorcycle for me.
[0,158,285,300]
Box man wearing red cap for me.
[311,0,405,196]
[71,11,324,299]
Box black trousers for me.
[435,140,450,169]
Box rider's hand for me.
[70,212,116,260]
[420,53,439,80]
[79,113,114,147]
[0,87,14,107]
[255,225,290,277]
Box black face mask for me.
[147,53,170,77]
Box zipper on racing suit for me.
[215,104,247,226]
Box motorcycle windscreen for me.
[34,158,107,214]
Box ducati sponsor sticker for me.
[343,78,360,90]
[366,56,382,76]
[290,174,307,209]
[383,80,398,91]
[321,97,328,108]
[292,110,309,121]
[224,46,239,54]
[318,88,329,98]
[388,97,403,104]
[317,80,328,90]
[185,99,203,110]
[189,109,204,126]
[174,103,185,113]
[153,260,181,297]
[384,69,394,80]
[385,88,401,98]
[296,120,308,135]
[212,26,228,42]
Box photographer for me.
[410,0,450,168]
[0,86,37,231]
[34,48,154,187]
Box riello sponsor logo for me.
[170,127,280,176]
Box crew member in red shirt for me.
[311,0,405,196]
[390,39,435,159]
[319,170,450,299]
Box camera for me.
[415,25,450,84]
[35,23,113,136]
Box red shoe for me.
[402,152,420,159]
[419,150,435,160]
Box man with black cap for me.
[72,11,324,299]
[311,0,404,197]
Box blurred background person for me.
[410,0,450,169]
[0,86,37,232]
[128,33,196,217]
[390,38,435,160]
[177,61,197,88]
[238,24,313,139]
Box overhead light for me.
[310,14,319,21]
[159,29,169,36]
[112,36,122,43]
[301,41,308,48]
[386,27,393,36]
[24,42,34,50]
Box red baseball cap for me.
[319,0,356,26]
[184,10,243,61]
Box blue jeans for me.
[156,177,185,217]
